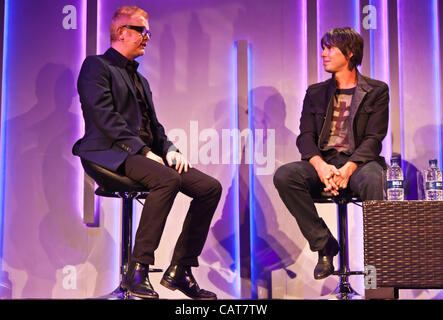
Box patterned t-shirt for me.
[324,87,355,153]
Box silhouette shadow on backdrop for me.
[2,63,115,298]
[208,86,299,298]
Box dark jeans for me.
[273,160,383,252]
[124,154,222,267]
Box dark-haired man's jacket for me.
[296,71,389,167]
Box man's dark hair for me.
[321,27,363,71]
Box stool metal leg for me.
[121,195,133,288]
[102,195,133,299]
[98,194,162,299]
[332,199,361,300]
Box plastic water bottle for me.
[386,158,404,201]
[424,159,443,201]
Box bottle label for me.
[387,180,403,189]
[426,181,443,190]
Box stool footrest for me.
[332,270,365,276]
[121,266,163,274]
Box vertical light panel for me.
[82,0,97,226]
[96,0,105,55]
[307,0,318,85]
[432,0,442,165]
[369,0,392,161]
[397,0,442,199]
[302,0,308,88]
[236,40,252,299]
[247,43,256,299]
[245,44,258,299]
[0,0,9,271]
[388,0,401,156]
[397,0,405,163]
[440,0,443,165]
[232,43,241,299]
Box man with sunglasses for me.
[73,6,221,300]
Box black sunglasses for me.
[121,25,151,39]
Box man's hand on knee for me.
[166,151,192,174]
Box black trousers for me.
[124,154,222,267]
[273,159,383,252]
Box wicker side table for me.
[363,200,443,299]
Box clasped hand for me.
[310,156,357,196]
[320,162,357,196]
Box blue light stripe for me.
[397,0,405,161]
[369,0,375,78]
[232,42,241,298]
[0,0,10,262]
[247,43,256,298]
[431,0,442,165]
[354,0,361,33]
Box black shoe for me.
[160,264,217,300]
[314,237,340,280]
[126,261,159,299]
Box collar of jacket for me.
[104,47,140,71]
[326,69,373,99]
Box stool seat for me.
[313,190,361,203]
[81,158,147,193]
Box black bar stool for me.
[313,190,365,299]
[81,159,162,299]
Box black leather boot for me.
[126,261,159,299]
[314,237,340,280]
[160,264,217,300]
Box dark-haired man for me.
[273,27,389,280]
[73,6,221,299]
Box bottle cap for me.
[429,159,438,166]
[391,157,400,165]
